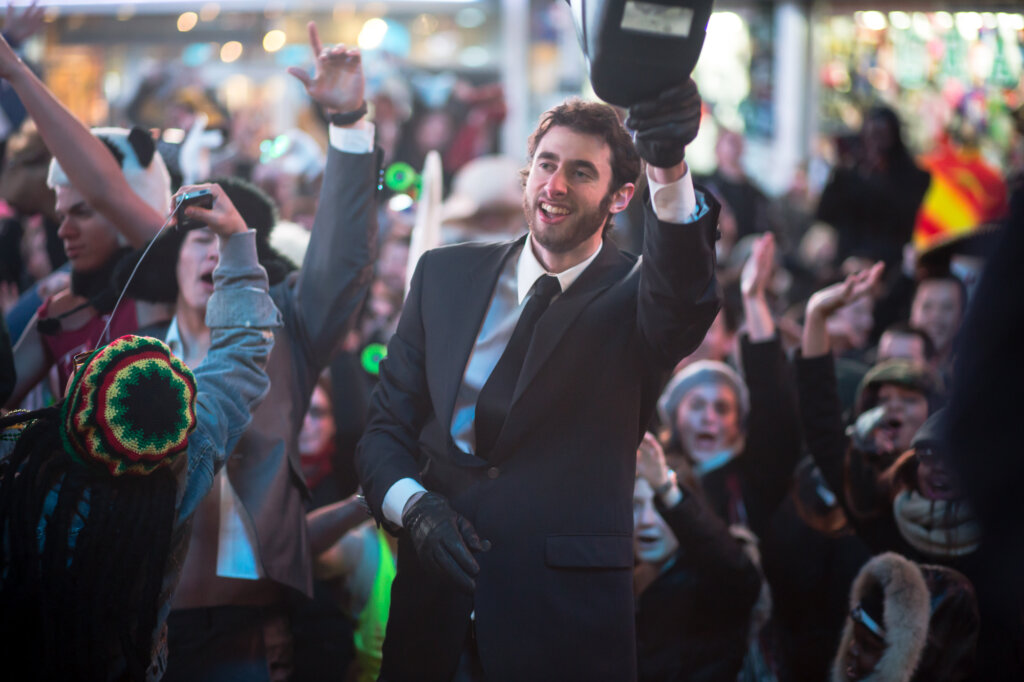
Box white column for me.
[772,0,811,194]
[500,0,530,158]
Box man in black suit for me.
[356,80,720,682]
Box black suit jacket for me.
[357,190,720,682]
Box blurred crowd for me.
[1,4,1024,682]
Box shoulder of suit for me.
[424,238,520,265]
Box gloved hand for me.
[625,79,702,168]
[402,491,486,593]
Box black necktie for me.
[475,274,561,458]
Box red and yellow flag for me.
[913,140,1007,253]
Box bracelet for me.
[653,470,676,497]
[329,101,368,127]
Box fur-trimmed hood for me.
[832,552,930,682]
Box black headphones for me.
[37,295,110,336]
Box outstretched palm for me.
[740,232,776,300]
[287,22,364,114]
[808,262,884,318]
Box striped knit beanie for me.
[59,335,197,476]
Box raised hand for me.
[4,1,45,47]
[625,79,701,169]
[741,232,776,301]
[636,432,672,490]
[806,261,884,320]
[286,21,364,115]
[172,183,247,237]
[802,261,884,357]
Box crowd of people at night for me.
[1,4,1023,681]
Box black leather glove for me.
[402,491,485,593]
[625,79,702,169]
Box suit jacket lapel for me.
[510,239,633,408]
[436,237,525,434]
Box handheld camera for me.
[174,188,215,231]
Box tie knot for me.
[532,275,561,302]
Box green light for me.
[361,342,388,375]
[384,162,418,193]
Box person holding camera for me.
[356,80,719,681]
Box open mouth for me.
[879,418,902,442]
[694,432,718,449]
[200,272,214,286]
[539,201,570,220]
[636,534,661,546]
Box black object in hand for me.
[402,491,485,593]
[174,188,215,231]
[625,79,702,169]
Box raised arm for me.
[740,232,776,342]
[636,434,761,612]
[173,182,282,522]
[283,22,377,372]
[796,264,883,496]
[801,262,883,358]
[0,34,165,246]
[736,331,802,537]
[627,80,721,366]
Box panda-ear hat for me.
[46,126,172,219]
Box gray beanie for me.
[657,360,751,432]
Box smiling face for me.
[55,185,122,274]
[522,125,632,270]
[175,227,220,313]
[915,445,963,502]
[674,382,742,463]
[873,384,929,454]
[633,477,679,566]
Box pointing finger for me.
[307,21,323,58]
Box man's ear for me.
[608,183,635,214]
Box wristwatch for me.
[653,470,677,497]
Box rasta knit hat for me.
[59,335,197,476]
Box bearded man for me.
[356,80,720,682]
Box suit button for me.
[487,466,500,479]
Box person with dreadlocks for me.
[0,181,281,681]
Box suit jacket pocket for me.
[544,533,633,569]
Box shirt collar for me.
[164,316,183,359]
[515,234,603,304]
